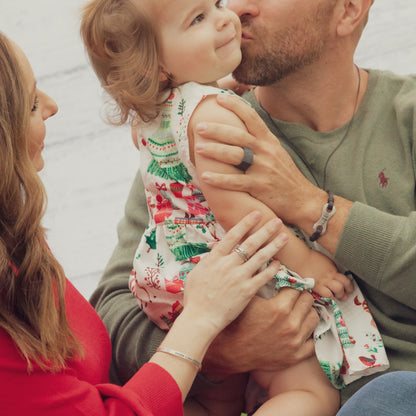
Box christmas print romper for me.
[129,82,389,389]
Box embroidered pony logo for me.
[378,169,389,189]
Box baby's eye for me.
[215,0,225,8]
[191,13,205,25]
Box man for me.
[195,0,416,405]
[90,0,416,409]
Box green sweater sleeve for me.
[89,170,166,385]
[334,71,416,310]
[336,203,416,309]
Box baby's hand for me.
[313,270,354,301]
[302,251,354,301]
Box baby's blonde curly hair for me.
[81,0,170,124]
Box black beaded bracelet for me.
[310,191,336,242]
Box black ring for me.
[235,147,254,172]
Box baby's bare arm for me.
[190,97,353,299]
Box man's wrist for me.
[309,191,336,242]
[296,189,329,236]
[302,192,354,255]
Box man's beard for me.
[233,6,333,86]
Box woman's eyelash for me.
[31,97,39,112]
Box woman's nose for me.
[42,92,58,120]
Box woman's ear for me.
[336,0,372,37]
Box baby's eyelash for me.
[191,13,204,25]
[31,97,39,112]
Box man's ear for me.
[336,0,372,37]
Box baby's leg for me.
[251,356,339,416]
[184,373,248,416]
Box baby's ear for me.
[159,67,176,87]
[159,66,172,82]
[159,68,168,82]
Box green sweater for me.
[90,69,416,404]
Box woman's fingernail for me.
[196,122,207,132]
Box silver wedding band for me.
[232,245,250,262]
[234,147,254,172]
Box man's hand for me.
[194,94,320,226]
[217,75,253,96]
[195,93,353,254]
[201,288,319,380]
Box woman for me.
[0,31,287,415]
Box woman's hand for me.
[183,211,288,336]
[153,213,286,399]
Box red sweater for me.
[0,279,183,415]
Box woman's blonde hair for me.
[81,0,168,124]
[0,32,82,372]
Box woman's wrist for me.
[160,309,219,365]
[156,346,202,371]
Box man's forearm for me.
[335,202,416,309]
[293,193,416,309]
